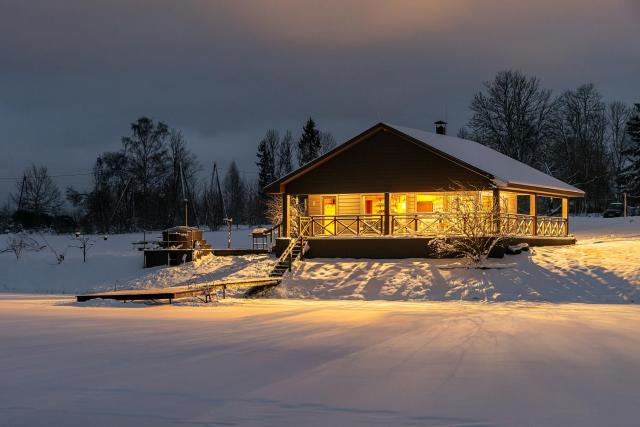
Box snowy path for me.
[2,295,640,426]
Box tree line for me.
[1,117,335,232]
[2,70,640,232]
[460,70,640,213]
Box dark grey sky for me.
[1,0,639,201]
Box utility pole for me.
[225,217,233,248]
[17,174,26,211]
[213,161,232,248]
[624,192,628,217]
[179,162,188,227]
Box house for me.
[265,122,585,258]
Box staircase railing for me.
[279,235,303,272]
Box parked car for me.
[603,202,624,218]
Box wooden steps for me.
[269,238,302,277]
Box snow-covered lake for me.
[2,217,640,426]
[1,296,640,426]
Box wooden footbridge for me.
[77,234,303,304]
[76,277,281,303]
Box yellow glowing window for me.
[391,194,407,214]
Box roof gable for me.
[266,123,585,197]
[277,127,493,194]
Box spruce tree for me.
[256,132,278,223]
[623,104,640,194]
[256,137,276,190]
[222,161,245,225]
[297,117,321,166]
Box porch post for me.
[282,193,289,237]
[562,197,569,236]
[492,188,501,233]
[384,192,390,235]
[530,194,537,236]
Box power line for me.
[0,172,94,181]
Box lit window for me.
[391,194,407,214]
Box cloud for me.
[224,0,470,46]
[0,0,638,201]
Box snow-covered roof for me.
[266,122,585,197]
[386,123,585,196]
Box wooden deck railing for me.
[298,215,384,237]
[536,216,567,237]
[295,213,568,238]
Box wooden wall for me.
[284,129,492,194]
[308,194,361,215]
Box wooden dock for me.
[76,278,281,303]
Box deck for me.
[76,278,281,303]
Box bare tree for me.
[122,117,170,225]
[70,232,94,263]
[165,130,199,226]
[277,130,294,177]
[550,84,611,212]
[428,190,512,266]
[222,161,246,226]
[0,202,12,231]
[319,132,336,155]
[265,194,283,226]
[2,233,44,260]
[37,232,66,264]
[468,70,556,169]
[457,127,471,140]
[607,101,632,193]
[11,165,63,216]
[202,163,225,230]
[244,178,265,226]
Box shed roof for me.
[266,123,585,197]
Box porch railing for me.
[536,215,567,237]
[295,213,568,238]
[298,214,384,237]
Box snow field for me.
[1,296,640,426]
[0,217,639,303]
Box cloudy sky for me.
[1,0,639,201]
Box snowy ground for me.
[1,296,640,426]
[1,217,639,302]
[0,226,270,295]
[2,218,640,426]
[275,216,640,302]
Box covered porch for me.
[282,190,570,239]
